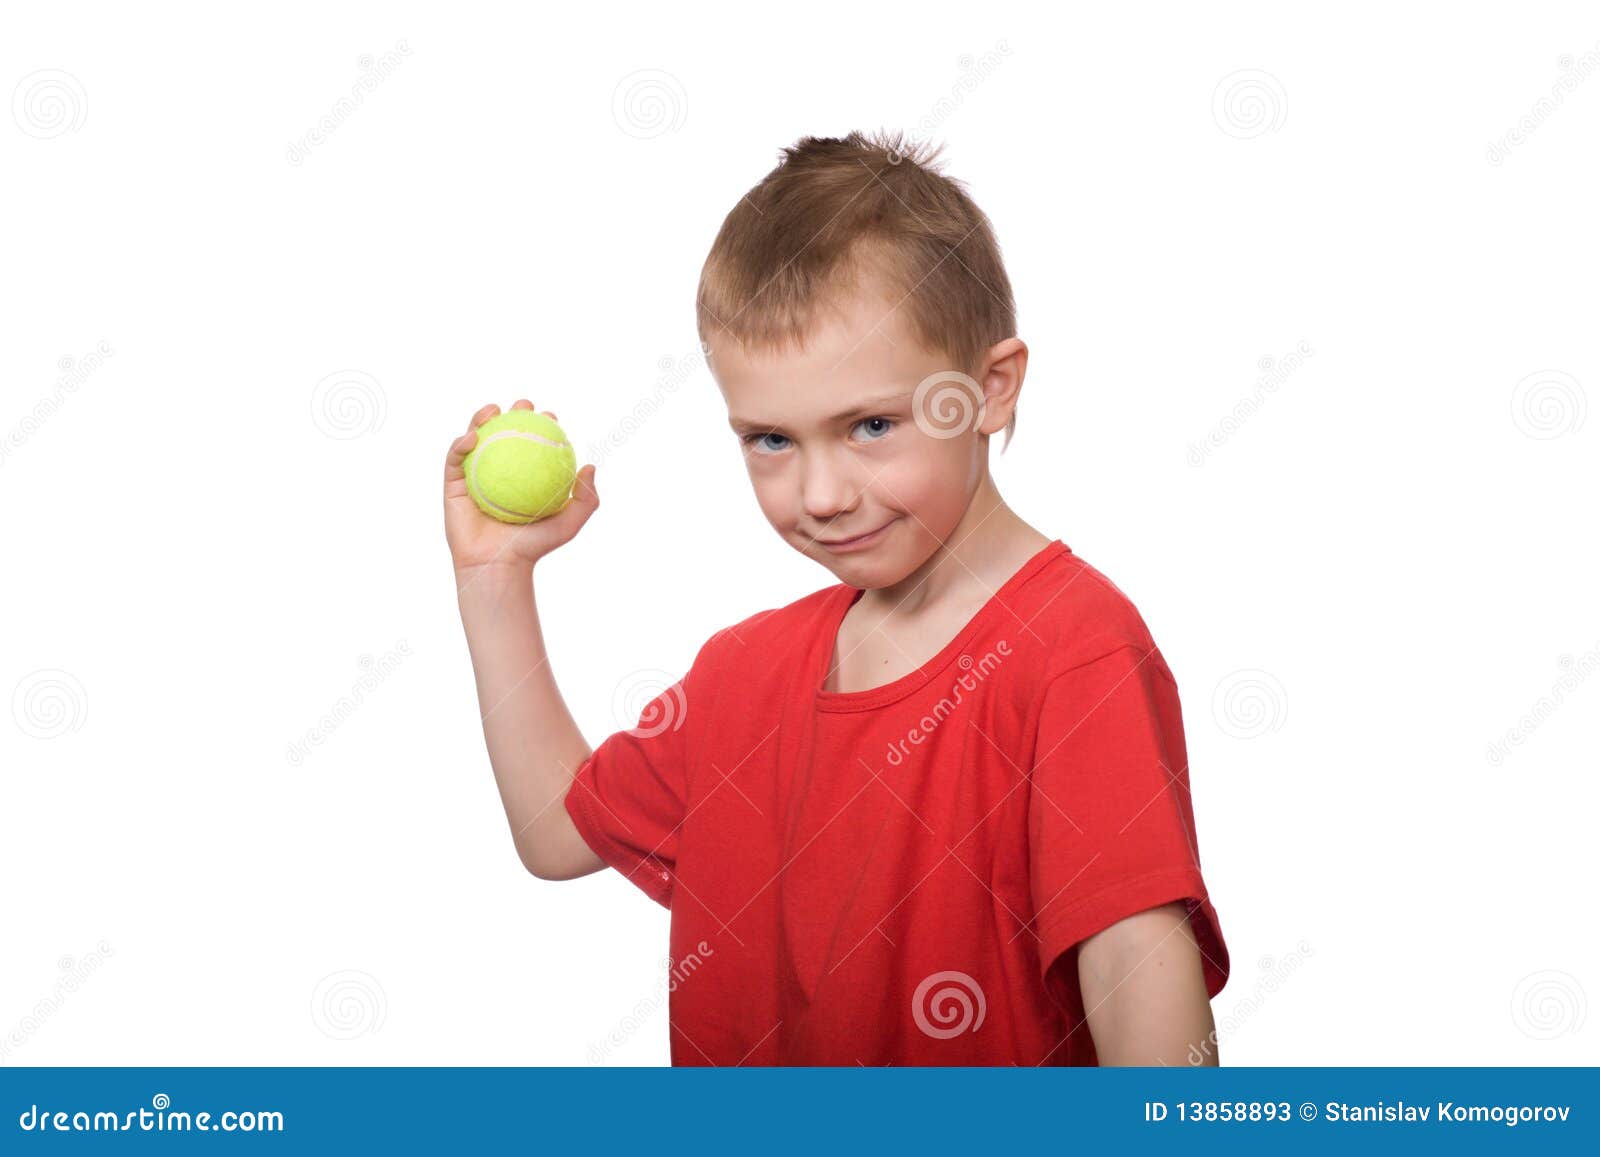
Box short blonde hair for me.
[696,130,1019,449]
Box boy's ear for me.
[976,337,1028,437]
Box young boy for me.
[443,131,1230,1066]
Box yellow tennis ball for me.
[463,411,578,524]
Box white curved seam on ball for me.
[469,430,573,520]
[469,452,540,520]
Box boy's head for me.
[697,130,1027,589]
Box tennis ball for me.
[463,411,578,524]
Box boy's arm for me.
[1076,902,1219,1065]
[457,562,605,880]
[443,399,604,882]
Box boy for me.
[443,131,1230,1066]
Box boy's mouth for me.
[816,518,897,552]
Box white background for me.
[3,1,1596,1066]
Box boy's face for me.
[709,278,1004,589]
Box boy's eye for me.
[741,417,893,454]
[744,431,790,454]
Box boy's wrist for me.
[454,559,535,596]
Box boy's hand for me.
[443,400,599,575]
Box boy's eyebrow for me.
[727,391,913,432]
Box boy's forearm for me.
[456,563,592,873]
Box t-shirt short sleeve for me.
[1027,643,1230,1015]
[564,636,719,909]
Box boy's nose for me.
[799,453,862,523]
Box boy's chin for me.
[795,536,910,587]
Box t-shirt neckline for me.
[812,539,1070,713]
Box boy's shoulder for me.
[694,582,844,672]
[1022,544,1171,681]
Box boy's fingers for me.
[545,466,597,525]
[574,464,597,504]
[551,467,599,536]
[443,430,477,480]
[506,399,558,421]
[466,403,500,433]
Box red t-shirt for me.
[564,539,1229,1065]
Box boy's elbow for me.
[523,854,601,882]
[517,811,607,881]
[520,849,560,880]
[517,840,573,881]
